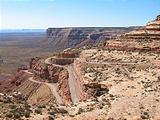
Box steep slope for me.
[15,79,55,105]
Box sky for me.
[0,0,160,29]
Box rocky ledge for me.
[103,15,160,53]
[125,15,160,40]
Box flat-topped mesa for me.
[125,15,160,40]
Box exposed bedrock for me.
[0,71,30,93]
[72,60,92,100]
[50,58,74,65]
[104,44,160,53]
[125,15,160,40]
[103,15,160,53]
[29,57,62,82]
[55,49,80,58]
[57,69,72,104]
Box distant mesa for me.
[40,27,137,51]
[125,15,160,40]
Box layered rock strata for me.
[40,27,137,51]
[57,69,72,104]
[73,60,92,100]
[103,15,160,53]
[125,15,160,40]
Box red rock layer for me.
[29,57,62,82]
[73,60,92,100]
[104,44,160,53]
[57,69,72,104]
[125,15,160,40]
[0,71,30,93]
[56,51,79,58]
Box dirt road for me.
[23,70,64,105]
[45,57,80,103]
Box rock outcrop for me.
[125,15,160,40]
[0,70,55,105]
[57,69,72,104]
[73,60,92,100]
[29,57,62,82]
[103,15,160,53]
[50,58,74,65]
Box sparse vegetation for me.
[35,108,42,114]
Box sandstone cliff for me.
[103,15,160,53]
[125,15,160,40]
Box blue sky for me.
[0,0,160,29]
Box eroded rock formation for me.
[40,27,137,51]
[103,15,160,53]
[57,69,72,104]
[125,15,160,40]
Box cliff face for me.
[125,15,160,40]
[103,15,160,53]
[29,57,63,83]
[58,69,72,104]
[40,27,136,51]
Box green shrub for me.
[58,108,68,114]
[42,105,46,108]
[35,108,42,114]
[14,113,21,119]
[102,98,108,102]
[78,108,84,114]
[24,111,30,118]
[48,111,55,115]
[48,116,54,120]
[6,113,13,118]
[141,115,150,119]
[109,94,114,97]
[9,105,16,109]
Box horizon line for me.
[0,26,143,30]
